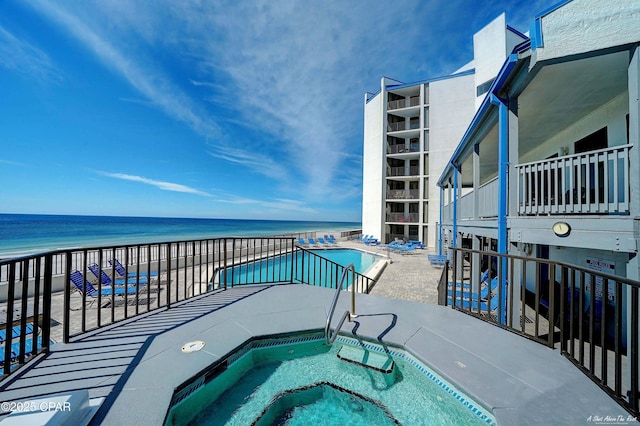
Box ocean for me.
[0,214,361,259]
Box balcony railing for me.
[387,118,420,132]
[387,96,420,111]
[388,143,419,154]
[0,233,369,380]
[477,177,499,218]
[441,246,640,416]
[387,121,405,132]
[387,189,419,200]
[443,177,500,221]
[516,145,631,215]
[387,166,420,177]
[386,213,419,223]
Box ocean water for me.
[0,214,360,259]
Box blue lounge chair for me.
[394,243,416,254]
[88,264,149,286]
[357,235,369,243]
[297,237,309,247]
[448,293,501,311]
[70,270,140,307]
[109,258,159,279]
[364,237,380,246]
[326,235,338,245]
[317,237,331,246]
[448,276,497,299]
[428,254,447,265]
[0,324,34,344]
[308,238,321,247]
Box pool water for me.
[165,335,495,425]
[218,249,383,287]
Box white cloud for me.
[98,172,211,196]
[26,0,550,212]
[31,0,220,140]
[0,159,28,167]
[0,25,62,83]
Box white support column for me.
[473,144,480,219]
[626,45,640,406]
[508,98,519,217]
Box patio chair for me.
[326,235,339,245]
[447,275,497,299]
[88,264,149,286]
[109,258,159,279]
[297,237,309,247]
[394,243,416,254]
[317,237,332,247]
[308,238,321,247]
[364,237,380,246]
[70,270,140,308]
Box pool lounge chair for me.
[0,324,34,344]
[307,238,321,247]
[297,237,309,247]
[109,258,159,279]
[385,241,402,250]
[317,237,332,247]
[364,237,380,246]
[325,235,339,245]
[88,264,149,286]
[70,270,141,307]
[447,275,497,299]
[448,293,501,312]
[393,243,416,254]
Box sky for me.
[0,0,559,222]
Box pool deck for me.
[0,275,632,424]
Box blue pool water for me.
[218,249,383,288]
[165,334,496,425]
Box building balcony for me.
[387,142,420,155]
[387,96,420,111]
[387,189,420,200]
[387,118,421,132]
[386,213,419,223]
[442,177,499,222]
[387,166,420,178]
[516,144,631,216]
[442,145,632,223]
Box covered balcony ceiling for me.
[387,85,420,97]
[518,50,629,154]
[457,49,629,189]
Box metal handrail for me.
[324,263,357,345]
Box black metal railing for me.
[440,246,640,416]
[0,233,370,380]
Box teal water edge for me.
[0,214,361,259]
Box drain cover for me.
[182,340,206,353]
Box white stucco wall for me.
[362,90,385,240]
[473,14,508,110]
[428,73,476,247]
[534,0,640,64]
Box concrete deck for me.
[0,278,632,425]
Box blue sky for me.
[0,0,558,222]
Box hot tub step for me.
[337,346,394,374]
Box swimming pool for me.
[217,249,385,288]
[164,333,496,425]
